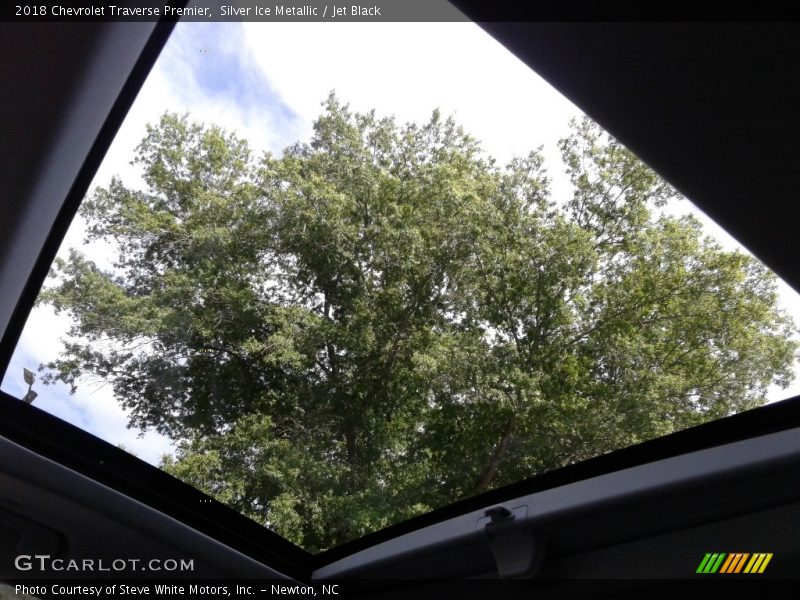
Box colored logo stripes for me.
[696,552,773,574]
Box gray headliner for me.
[0,435,288,579]
[314,426,800,578]
[0,22,155,358]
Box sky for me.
[3,19,800,466]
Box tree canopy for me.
[40,95,798,552]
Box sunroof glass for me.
[3,17,799,555]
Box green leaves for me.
[41,99,798,551]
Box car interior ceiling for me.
[2,7,800,592]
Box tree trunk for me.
[473,414,516,495]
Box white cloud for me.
[241,21,581,199]
[2,304,173,464]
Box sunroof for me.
[2,16,799,555]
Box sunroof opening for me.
[3,16,799,555]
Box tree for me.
[40,95,798,552]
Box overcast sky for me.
[3,20,799,465]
